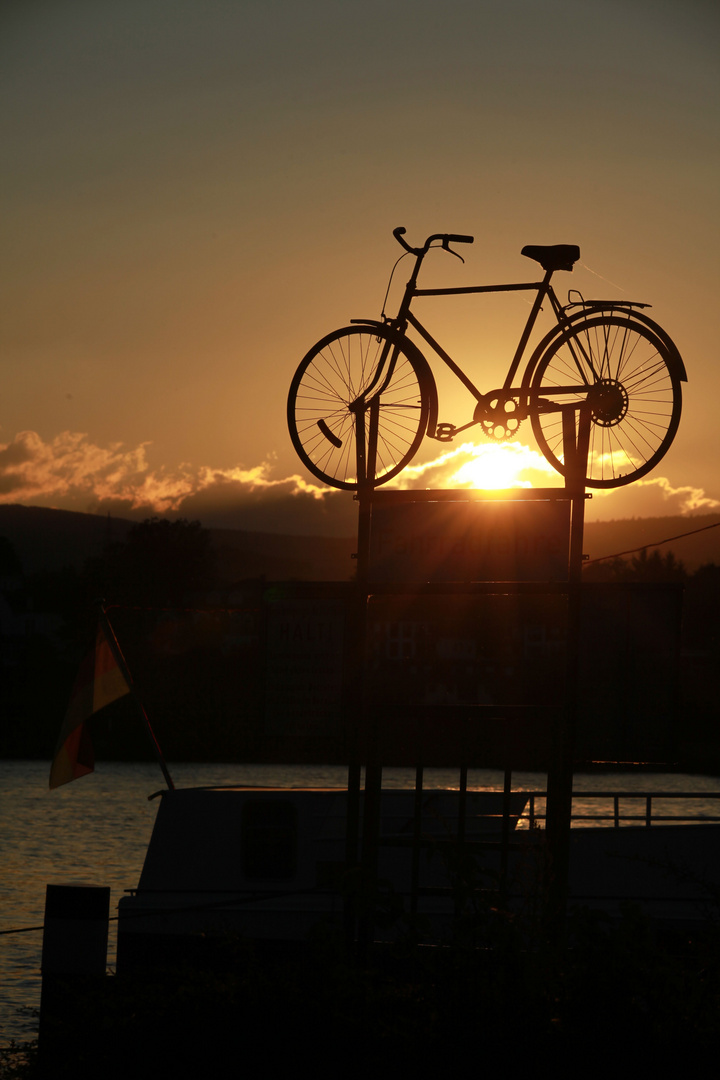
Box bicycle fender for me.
[521,310,687,387]
[566,306,687,382]
[348,320,439,437]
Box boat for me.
[116,784,529,969]
[117,782,720,971]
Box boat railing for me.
[521,790,720,829]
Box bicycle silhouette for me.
[288,227,686,490]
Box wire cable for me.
[586,518,720,565]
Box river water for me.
[2,759,720,1046]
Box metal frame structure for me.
[345,401,593,944]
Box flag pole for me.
[97,603,175,791]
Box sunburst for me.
[445,441,558,489]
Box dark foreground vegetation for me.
[4,903,720,1077]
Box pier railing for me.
[521,790,720,829]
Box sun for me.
[394,440,562,490]
[446,441,558,489]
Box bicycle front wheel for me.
[530,316,682,488]
[287,326,429,490]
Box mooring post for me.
[38,883,110,1068]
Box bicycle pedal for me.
[434,422,456,442]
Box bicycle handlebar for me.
[393,226,474,256]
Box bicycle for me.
[287,227,686,490]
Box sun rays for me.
[394,440,560,491]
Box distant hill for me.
[0,504,356,581]
[0,505,133,574]
[0,503,717,581]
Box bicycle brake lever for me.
[442,238,465,264]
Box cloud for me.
[0,430,717,536]
[0,430,357,535]
[0,431,151,499]
[585,475,720,521]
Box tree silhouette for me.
[627,548,686,582]
[584,548,686,583]
[87,517,215,606]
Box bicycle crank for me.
[474,392,526,440]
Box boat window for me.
[242,801,297,879]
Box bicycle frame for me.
[410,276,564,390]
[354,251,579,443]
[408,272,573,440]
[353,239,686,445]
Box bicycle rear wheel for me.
[530,315,682,488]
[288,325,429,490]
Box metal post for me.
[345,403,368,950]
[357,397,384,953]
[411,765,424,916]
[544,402,591,938]
[347,395,385,953]
[500,767,513,904]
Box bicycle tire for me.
[530,315,682,488]
[287,325,429,490]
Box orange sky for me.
[2,1,718,534]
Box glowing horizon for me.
[1,429,716,534]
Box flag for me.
[49,624,131,789]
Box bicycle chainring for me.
[474,393,525,440]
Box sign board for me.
[368,499,571,583]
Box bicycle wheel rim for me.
[531,317,681,488]
[288,326,428,490]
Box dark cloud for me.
[174,481,357,536]
[0,437,36,468]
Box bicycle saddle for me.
[521,244,580,272]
